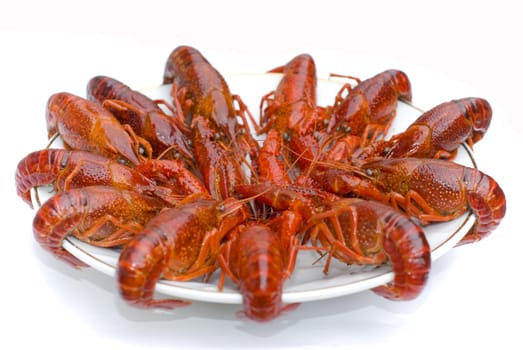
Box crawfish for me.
[33,186,166,268]
[117,195,249,309]
[305,198,431,300]
[258,54,326,169]
[355,97,492,162]
[218,221,300,322]
[46,92,150,166]
[15,149,176,208]
[326,69,412,145]
[163,45,260,166]
[363,158,506,246]
[315,158,506,246]
[86,75,193,161]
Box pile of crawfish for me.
[15,45,506,322]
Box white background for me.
[1,1,521,349]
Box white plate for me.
[45,73,476,304]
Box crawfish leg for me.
[331,82,354,107]
[163,225,224,282]
[257,91,276,134]
[389,191,463,225]
[73,215,143,247]
[361,116,395,146]
[232,94,261,168]
[217,232,242,290]
[309,222,376,274]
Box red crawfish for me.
[218,221,300,322]
[33,186,166,268]
[355,97,492,162]
[305,198,431,300]
[86,75,193,161]
[46,92,150,166]
[15,149,176,208]
[314,158,506,246]
[163,45,260,166]
[258,54,327,169]
[117,195,249,309]
[326,69,412,145]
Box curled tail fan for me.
[15,149,66,208]
[32,189,88,268]
[371,211,431,301]
[117,229,191,309]
[459,170,506,246]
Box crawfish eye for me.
[343,125,351,133]
[138,145,150,157]
[282,132,291,142]
[211,132,225,142]
[117,158,132,167]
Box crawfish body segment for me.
[33,186,165,268]
[87,75,193,160]
[46,92,145,165]
[327,69,412,143]
[367,97,493,160]
[135,158,209,198]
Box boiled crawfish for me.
[305,198,431,300]
[354,97,492,162]
[46,92,150,165]
[313,158,506,246]
[33,185,165,267]
[87,75,193,161]
[163,45,260,167]
[117,195,249,309]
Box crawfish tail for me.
[371,211,431,301]
[116,198,226,309]
[15,149,68,208]
[32,187,91,268]
[230,223,296,322]
[117,224,188,309]
[458,168,507,246]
